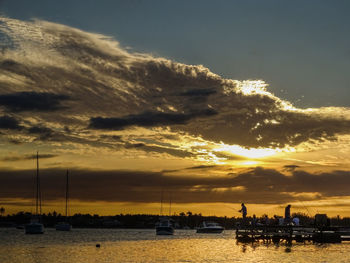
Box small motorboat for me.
[156,217,174,235]
[25,219,44,234]
[55,222,72,231]
[196,221,224,233]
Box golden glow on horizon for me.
[5,200,350,217]
[239,161,260,166]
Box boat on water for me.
[56,170,72,231]
[25,152,44,234]
[155,188,175,235]
[55,221,72,231]
[25,220,44,234]
[156,217,174,235]
[196,221,224,233]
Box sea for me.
[1,228,350,263]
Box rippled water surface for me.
[1,228,350,263]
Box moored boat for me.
[25,152,44,234]
[156,217,174,235]
[56,170,72,231]
[196,221,224,233]
[55,222,72,231]
[25,219,44,234]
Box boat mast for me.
[160,188,163,216]
[36,151,40,216]
[169,192,172,216]
[39,152,42,216]
[65,170,69,218]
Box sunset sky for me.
[1,0,350,217]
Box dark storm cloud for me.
[27,125,53,135]
[1,153,58,162]
[178,88,217,103]
[124,142,194,158]
[179,88,217,97]
[0,91,70,112]
[0,167,349,204]
[27,125,54,140]
[89,109,218,130]
[0,115,22,130]
[92,135,195,159]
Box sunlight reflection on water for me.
[1,228,350,263]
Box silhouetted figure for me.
[284,204,291,224]
[252,214,257,227]
[264,215,270,225]
[239,203,247,225]
[292,217,299,226]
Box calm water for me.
[1,228,350,263]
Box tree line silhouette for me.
[1,210,350,229]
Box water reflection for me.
[284,246,292,253]
[1,228,350,263]
[236,240,295,254]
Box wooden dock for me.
[236,225,350,244]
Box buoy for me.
[96,244,101,248]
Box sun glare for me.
[235,80,270,96]
[213,144,278,159]
[239,161,259,166]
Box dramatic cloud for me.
[90,109,217,130]
[0,115,22,130]
[0,91,69,112]
[0,16,349,153]
[0,167,349,204]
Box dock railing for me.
[235,225,344,244]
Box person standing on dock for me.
[284,204,291,224]
[239,203,247,224]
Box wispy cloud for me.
[1,153,58,162]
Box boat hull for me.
[55,223,72,231]
[25,223,44,234]
[156,226,174,235]
[196,228,224,234]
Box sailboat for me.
[156,190,174,235]
[56,170,72,231]
[156,217,174,235]
[25,152,44,234]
